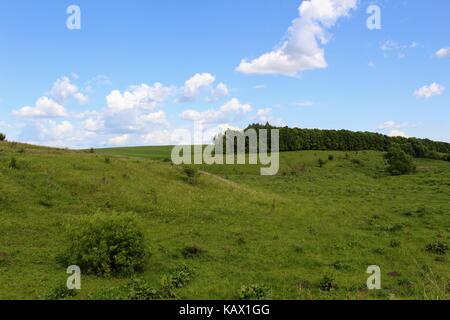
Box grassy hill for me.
[0,141,449,299]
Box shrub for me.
[238,284,270,300]
[9,157,18,169]
[390,240,401,248]
[328,155,334,161]
[0,133,6,141]
[59,211,148,276]
[384,145,416,176]
[181,244,205,259]
[104,156,111,164]
[125,278,159,300]
[183,166,198,184]
[89,148,95,153]
[425,241,448,255]
[166,264,193,289]
[317,159,326,168]
[318,275,338,291]
[45,284,77,300]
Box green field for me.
[0,141,449,300]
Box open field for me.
[0,141,449,299]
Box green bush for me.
[238,284,270,300]
[45,284,77,300]
[9,157,18,169]
[425,241,448,255]
[384,145,416,175]
[59,211,148,276]
[125,278,160,300]
[317,159,326,168]
[183,166,198,184]
[181,244,205,259]
[0,133,5,141]
[318,275,338,291]
[165,264,193,289]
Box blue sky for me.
[1,0,449,148]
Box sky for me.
[1,0,449,148]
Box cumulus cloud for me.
[49,76,88,104]
[140,130,173,145]
[206,83,229,103]
[378,121,410,138]
[109,134,130,146]
[180,73,216,102]
[13,96,68,118]
[388,129,408,138]
[236,0,358,76]
[254,108,273,123]
[106,83,173,113]
[413,83,445,98]
[180,98,252,123]
[436,47,450,58]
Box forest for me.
[219,123,450,161]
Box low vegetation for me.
[0,139,448,300]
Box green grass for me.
[1,142,449,300]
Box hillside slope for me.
[0,142,449,299]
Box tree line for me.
[217,123,450,161]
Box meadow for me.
[0,141,448,299]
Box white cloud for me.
[49,76,88,104]
[136,110,167,126]
[255,108,273,123]
[293,100,315,107]
[83,117,105,132]
[236,0,357,76]
[413,83,445,98]
[13,96,68,118]
[180,98,252,123]
[436,47,450,58]
[206,83,229,103]
[217,123,242,132]
[106,83,172,113]
[53,121,74,137]
[85,75,112,92]
[109,134,130,146]
[380,40,418,59]
[181,73,216,101]
[378,121,396,130]
[388,130,408,138]
[140,130,172,145]
[378,121,411,138]
[380,40,399,51]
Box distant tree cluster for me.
[0,133,6,141]
[218,123,450,162]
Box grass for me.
[0,141,449,300]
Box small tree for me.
[0,133,5,141]
[384,145,416,175]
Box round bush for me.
[384,145,416,176]
[59,211,148,276]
